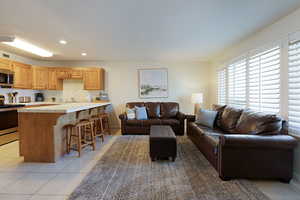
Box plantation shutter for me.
[228,59,246,108]
[248,46,281,113]
[288,40,300,135]
[217,68,226,105]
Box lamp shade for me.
[191,93,203,104]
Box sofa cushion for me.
[212,104,227,128]
[235,111,282,135]
[195,108,218,128]
[161,119,180,126]
[219,106,243,133]
[126,120,143,126]
[160,102,179,118]
[135,106,148,120]
[145,102,160,118]
[142,119,162,126]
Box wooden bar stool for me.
[99,112,110,135]
[63,120,96,157]
[90,116,105,142]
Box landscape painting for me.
[138,68,168,98]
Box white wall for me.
[209,7,300,185]
[44,60,212,128]
[0,48,213,128]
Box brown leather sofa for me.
[119,102,185,135]
[187,105,298,183]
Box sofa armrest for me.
[119,113,127,120]
[177,112,186,120]
[219,134,298,149]
[186,115,196,123]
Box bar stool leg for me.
[77,126,82,157]
[66,127,70,154]
[91,122,96,150]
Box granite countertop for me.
[18,102,111,113]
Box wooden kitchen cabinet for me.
[32,66,49,90]
[56,68,70,79]
[83,68,104,90]
[69,69,83,79]
[12,61,32,89]
[48,68,63,90]
[0,58,12,71]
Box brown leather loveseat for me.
[187,105,298,183]
[119,102,185,135]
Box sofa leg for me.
[219,176,231,181]
[279,178,291,183]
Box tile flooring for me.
[0,132,299,200]
[0,133,118,200]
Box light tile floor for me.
[0,131,299,200]
[0,132,118,200]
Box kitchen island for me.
[18,102,111,163]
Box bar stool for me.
[90,116,105,142]
[98,112,110,135]
[63,120,96,157]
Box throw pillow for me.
[195,108,218,128]
[219,106,243,133]
[126,107,136,120]
[212,104,227,128]
[135,106,148,120]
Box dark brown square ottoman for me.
[149,125,177,161]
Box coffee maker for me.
[35,93,44,102]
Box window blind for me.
[228,59,247,108]
[217,68,226,105]
[288,40,300,135]
[248,46,281,113]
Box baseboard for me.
[291,173,300,191]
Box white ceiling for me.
[0,0,300,61]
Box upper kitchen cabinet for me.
[32,66,49,90]
[83,68,104,90]
[56,68,70,79]
[0,58,12,71]
[12,61,32,89]
[69,69,83,79]
[56,68,83,79]
[48,68,63,90]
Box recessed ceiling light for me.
[81,53,87,56]
[3,38,53,57]
[59,40,67,44]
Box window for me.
[227,59,247,108]
[288,40,300,135]
[248,46,281,113]
[217,46,281,113]
[217,68,226,105]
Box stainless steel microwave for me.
[0,69,14,88]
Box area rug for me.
[69,136,270,200]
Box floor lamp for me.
[191,93,203,115]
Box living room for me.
[0,0,300,200]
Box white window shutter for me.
[288,40,300,135]
[248,47,281,114]
[217,68,226,105]
[228,59,247,108]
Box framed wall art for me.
[138,68,168,98]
